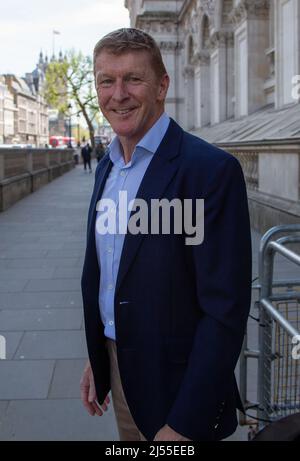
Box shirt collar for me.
[107,112,170,167]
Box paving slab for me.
[0,309,83,331]
[0,360,55,399]
[48,359,87,399]
[7,258,80,269]
[52,267,83,279]
[0,243,64,251]
[0,279,28,293]
[24,278,80,292]
[0,234,39,243]
[0,398,118,441]
[0,249,48,259]
[0,268,55,280]
[0,402,9,423]
[62,241,86,250]
[0,291,83,309]
[15,331,88,360]
[45,248,85,259]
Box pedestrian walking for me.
[81,142,92,173]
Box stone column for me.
[193,52,211,128]
[160,41,181,120]
[183,65,195,130]
[232,0,270,117]
[275,0,300,107]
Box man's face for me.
[95,50,169,144]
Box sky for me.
[0,0,130,76]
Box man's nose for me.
[112,81,129,102]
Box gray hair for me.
[93,28,167,78]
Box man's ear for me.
[157,73,170,101]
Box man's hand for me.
[80,360,110,416]
[154,424,191,441]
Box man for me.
[95,140,105,163]
[81,141,92,173]
[80,28,252,441]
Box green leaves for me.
[43,50,100,146]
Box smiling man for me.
[80,28,252,442]
[94,35,169,164]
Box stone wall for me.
[217,141,300,233]
[0,148,74,211]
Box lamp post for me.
[77,113,80,145]
[67,103,72,147]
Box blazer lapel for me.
[87,156,113,240]
[115,118,184,295]
[85,156,113,280]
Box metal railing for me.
[239,224,300,434]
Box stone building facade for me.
[0,78,4,144]
[0,76,17,145]
[125,0,300,130]
[0,51,63,147]
[125,0,300,232]
[3,74,49,147]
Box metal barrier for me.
[239,224,300,436]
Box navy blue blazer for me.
[81,118,252,441]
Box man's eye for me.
[99,80,113,86]
[128,77,140,82]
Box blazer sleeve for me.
[166,155,252,440]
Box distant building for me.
[38,50,69,138]
[0,50,72,147]
[3,73,48,147]
[0,75,17,144]
[0,77,6,144]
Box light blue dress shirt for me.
[95,112,170,340]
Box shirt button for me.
[120,171,125,176]
[107,246,112,253]
[108,284,113,290]
[108,320,114,326]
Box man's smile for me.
[112,107,138,116]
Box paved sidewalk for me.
[0,161,118,440]
[0,161,298,440]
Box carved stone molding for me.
[200,0,216,27]
[200,0,215,18]
[230,0,270,25]
[136,11,178,34]
[193,51,210,66]
[210,30,234,50]
[158,41,181,52]
[183,65,195,79]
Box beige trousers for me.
[106,339,147,441]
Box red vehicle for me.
[49,136,75,148]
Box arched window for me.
[202,15,210,50]
[188,35,194,65]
